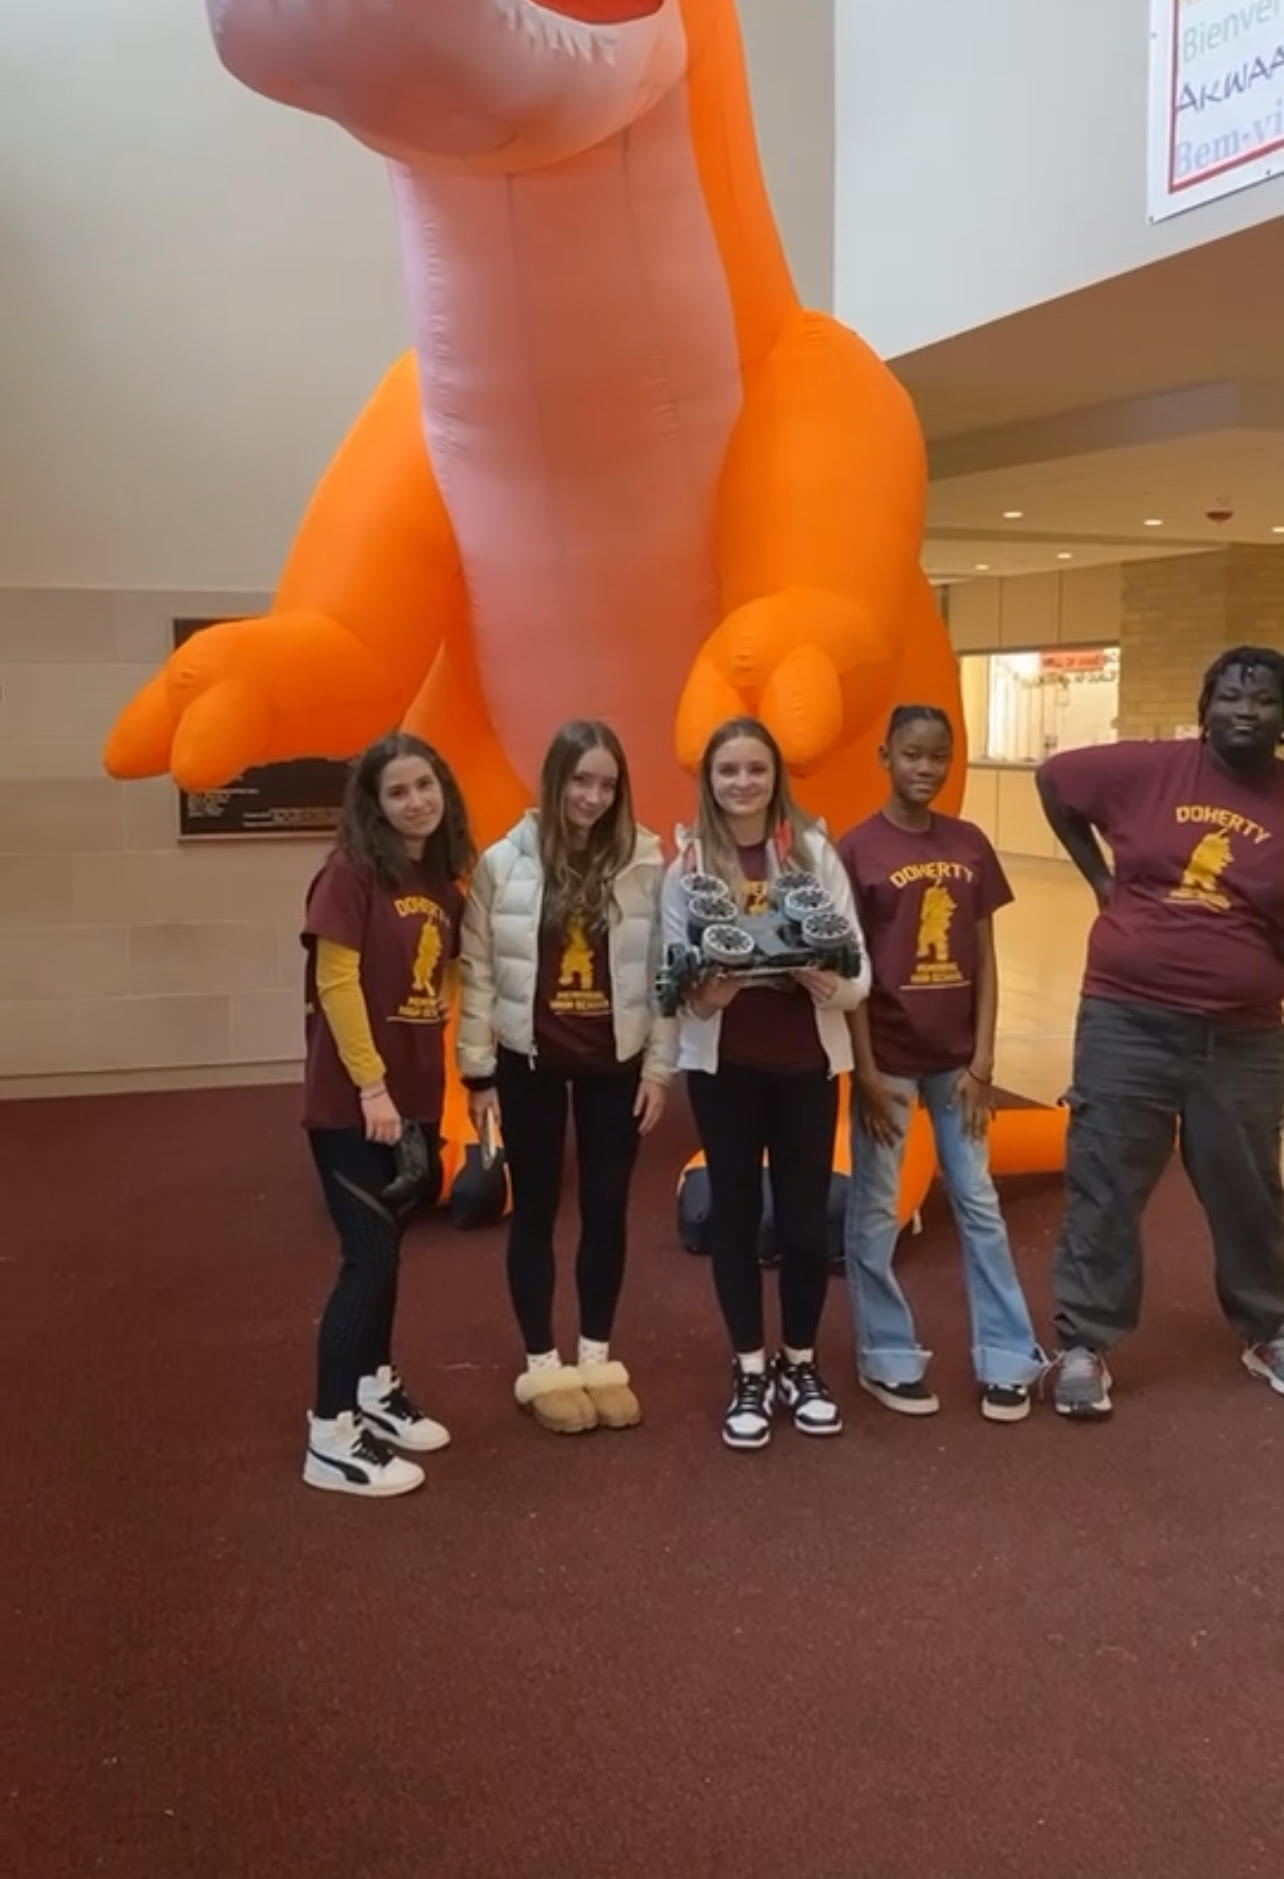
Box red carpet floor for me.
[3,1084,1282,1879]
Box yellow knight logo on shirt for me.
[916,883,955,965]
[1170,829,1233,911]
[394,900,449,1023]
[905,882,965,989]
[411,920,442,995]
[558,919,594,994]
[551,915,610,1017]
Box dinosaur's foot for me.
[103,611,403,790]
[675,585,896,774]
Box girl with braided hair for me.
[838,706,1043,1423]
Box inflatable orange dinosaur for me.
[103,0,963,842]
[102,0,999,1208]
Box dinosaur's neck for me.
[388,81,778,811]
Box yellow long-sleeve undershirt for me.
[315,938,385,1089]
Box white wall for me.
[740,0,836,314]
[1,1,408,593]
[835,0,1284,360]
[1,0,833,594]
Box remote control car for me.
[656,869,862,1017]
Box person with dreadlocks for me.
[1037,645,1284,1419]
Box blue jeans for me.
[844,1070,1044,1388]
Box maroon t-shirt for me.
[533,912,617,1073]
[1039,739,1284,1026]
[838,812,1013,1075]
[717,843,827,1076]
[301,851,462,1128]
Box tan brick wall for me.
[1119,548,1284,739]
[1227,543,1284,650]
[0,588,329,1096]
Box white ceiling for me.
[923,429,1284,581]
[896,217,1284,441]
[922,538,1213,583]
[899,217,1284,584]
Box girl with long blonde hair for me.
[459,721,674,1435]
[662,717,869,1450]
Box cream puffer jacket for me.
[661,821,870,1077]
[457,812,676,1084]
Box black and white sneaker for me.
[980,1384,1031,1424]
[774,1354,843,1436]
[722,1363,775,1451]
[358,1365,451,1452]
[859,1376,941,1417]
[303,1411,425,1497]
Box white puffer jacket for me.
[458,812,676,1083]
[661,821,870,1077]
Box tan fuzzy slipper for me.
[578,1360,641,1430]
[513,1364,598,1434]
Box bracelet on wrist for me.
[358,1084,387,1102]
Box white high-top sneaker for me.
[303,1411,425,1497]
[357,1366,451,1452]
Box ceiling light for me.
[1002,509,1024,519]
[1273,525,1284,535]
[974,562,990,572]
[1056,552,1073,561]
[1143,517,1164,528]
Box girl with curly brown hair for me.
[301,732,475,1498]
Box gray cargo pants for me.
[1053,995,1284,1352]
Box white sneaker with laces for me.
[1052,1348,1113,1419]
[722,1363,774,1450]
[1242,1338,1284,1396]
[358,1365,451,1452]
[303,1411,425,1497]
[773,1354,843,1436]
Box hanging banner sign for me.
[1148,0,1284,220]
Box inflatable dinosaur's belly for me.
[391,83,741,810]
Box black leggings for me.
[496,1048,642,1353]
[309,1126,435,1419]
[687,1063,838,1355]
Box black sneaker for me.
[980,1383,1031,1424]
[859,1376,941,1417]
[722,1363,774,1451]
[774,1354,843,1436]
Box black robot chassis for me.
[657,869,862,1017]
